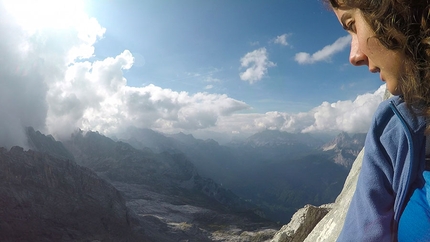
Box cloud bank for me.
[0,2,385,148]
[295,35,351,64]
[213,85,385,137]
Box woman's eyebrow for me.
[340,12,353,30]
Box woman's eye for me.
[346,21,356,32]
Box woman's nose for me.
[349,37,368,66]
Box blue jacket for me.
[337,96,427,242]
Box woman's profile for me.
[324,0,430,241]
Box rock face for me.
[271,148,364,242]
[270,204,332,242]
[0,146,147,241]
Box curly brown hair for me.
[325,0,430,132]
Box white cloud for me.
[274,34,289,46]
[239,48,276,84]
[86,85,248,135]
[47,54,250,137]
[205,85,213,90]
[302,85,385,133]
[295,35,351,64]
[46,50,134,138]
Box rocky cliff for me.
[0,146,147,241]
[270,149,363,242]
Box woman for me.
[325,0,430,241]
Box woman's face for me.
[333,7,405,95]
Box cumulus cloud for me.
[274,34,289,46]
[46,52,250,137]
[239,48,276,84]
[302,85,385,133]
[295,35,351,64]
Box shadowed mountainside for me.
[0,146,147,242]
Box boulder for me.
[270,204,333,242]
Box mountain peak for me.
[321,132,366,168]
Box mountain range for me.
[117,127,365,223]
[0,126,365,241]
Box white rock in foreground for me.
[270,204,333,242]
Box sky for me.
[0,0,388,147]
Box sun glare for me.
[3,0,85,31]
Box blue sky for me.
[86,0,381,113]
[0,0,387,147]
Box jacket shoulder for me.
[373,96,426,133]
